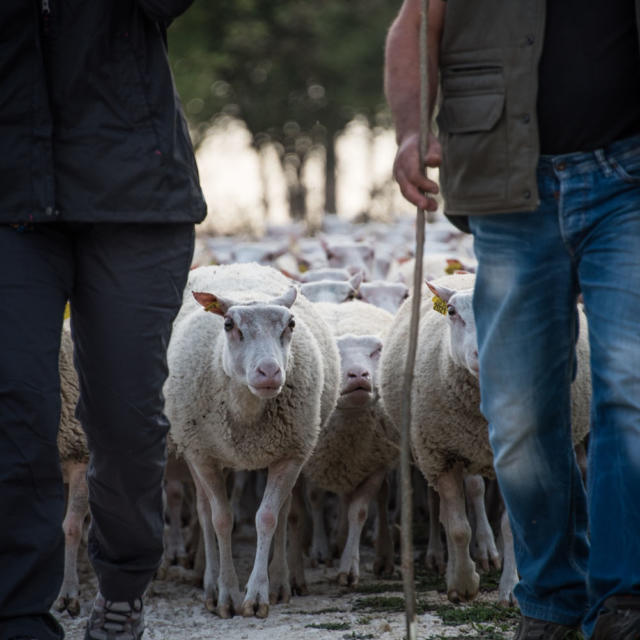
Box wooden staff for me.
[399,1,429,639]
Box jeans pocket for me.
[610,151,640,184]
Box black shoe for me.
[514,615,583,640]
[84,592,145,640]
[592,594,640,640]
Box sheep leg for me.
[163,475,189,568]
[230,470,251,528]
[268,494,292,605]
[437,463,480,602]
[497,510,518,607]
[307,485,331,567]
[425,485,446,574]
[287,477,309,596]
[188,460,240,618]
[373,474,395,577]
[190,469,219,605]
[54,461,88,617]
[464,474,501,572]
[242,457,302,618]
[337,468,387,587]
[334,494,349,558]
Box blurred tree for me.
[168,0,397,218]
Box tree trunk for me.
[323,136,337,215]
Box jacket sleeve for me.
[136,0,195,22]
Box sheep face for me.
[321,239,375,281]
[358,281,409,314]
[193,287,298,399]
[300,273,361,304]
[336,334,383,409]
[426,282,479,378]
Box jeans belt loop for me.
[594,148,613,177]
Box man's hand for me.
[393,131,442,211]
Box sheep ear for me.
[280,268,301,282]
[426,281,455,303]
[269,286,297,309]
[193,291,232,316]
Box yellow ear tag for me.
[432,295,448,315]
[64,302,71,319]
[298,262,309,273]
[444,260,463,275]
[204,300,220,312]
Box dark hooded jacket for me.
[0,0,207,224]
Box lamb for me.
[54,322,90,617]
[289,300,398,589]
[379,273,591,605]
[164,263,340,619]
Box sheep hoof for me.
[291,581,309,596]
[269,584,291,605]
[217,602,233,618]
[373,557,394,578]
[178,555,191,569]
[337,571,358,587]
[241,600,269,618]
[205,598,216,614]
[155,564,168,581]
[54,595,81,617]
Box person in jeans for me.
[385,0,640,638]
[0,2,206,639]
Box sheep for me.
[379,273,590,605]
[54,322,90,617]
[357,280,410,314]
[164,263,340,619]
[320,236,375,280]
[289,300,398,589]
[299,272,362,304]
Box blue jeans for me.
[469,134,640,638]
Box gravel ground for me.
[53,521,520,640]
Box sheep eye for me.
[224,317,234,332]
[347,291,356,300]
[403,292,410,299]
[288,318,296,330]
[447,306,457,317]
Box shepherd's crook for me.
[400,1,429,639]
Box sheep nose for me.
[257,360,282,381]
[348,369,370,380]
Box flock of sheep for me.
[54,212,592,625]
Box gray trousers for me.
[0,222,194,640]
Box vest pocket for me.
[437,64,508,202]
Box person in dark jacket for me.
[0,2,206,639]
[385,1,640,639]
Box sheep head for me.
[193,287,298,398]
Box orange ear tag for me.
[432,295,448,315]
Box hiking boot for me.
[513,615,583,640]
[84,592,145,640]
[592,594,640,640]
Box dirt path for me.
[54,524,519,640]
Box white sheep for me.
[299,272,362,304]
[379,273,590,605]
[290,300,398,589]
[54,322,90,617]
[164,263,340,619]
